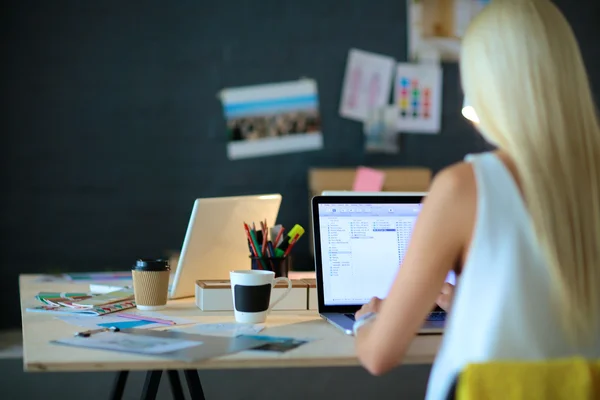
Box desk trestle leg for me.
[110,371,129,400]
[184,369,206,400]
[141,370,162,400]
[108,369,206,400]
[168,370,185,400]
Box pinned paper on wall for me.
[408,0,491,61]
[394,63,443,134]
[353,167,385,192]
[339,48,396,122]
[220,79,323,160]
[364,106,400,154]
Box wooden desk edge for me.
[25,354,435,373]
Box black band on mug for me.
[234,284,271,313]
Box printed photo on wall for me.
[408,0,490,61]
[394,63,443,134]
[220,79,323,160]
[339,48,396,122]
[363,106,400,154]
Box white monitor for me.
[169,194,282,299]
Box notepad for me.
[353,167,385,191]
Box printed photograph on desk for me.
[220,79,323,160]
[237,334,309,353]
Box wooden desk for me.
[20,275,441,398]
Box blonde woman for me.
[353,1,600,399]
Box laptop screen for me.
[317,202,456,306]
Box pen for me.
[75,326,120,337]
[267,241,276,259]
[118,313,176,325]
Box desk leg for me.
[110,371,129,400]
[167,370,185,400]
[184,369,206,400]
[140,370,162,400]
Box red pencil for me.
[273,226,285,248]
[283,233,300,258]
[260,221,268,254]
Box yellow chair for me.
[456,357,600,400]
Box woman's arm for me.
[355,163,476,376]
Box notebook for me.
[26,299,136,316]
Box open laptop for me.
[168,194,282,299]
[311,195,455,335]
[321,191,427,196]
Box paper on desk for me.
[172,323,264,337]
[58,314,197,331]
[53,331,202,355]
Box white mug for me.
[230,270,292,324]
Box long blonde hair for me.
[461,0,600,343]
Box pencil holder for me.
[250,256,291,278]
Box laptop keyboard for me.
[427,311,446,321]
[345,311,445,322]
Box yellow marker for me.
[287,224,305,242]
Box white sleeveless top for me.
[425,152,600,400]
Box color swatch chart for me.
[397,77,431,119]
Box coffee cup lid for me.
[133,259,170,271]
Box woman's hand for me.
[436,283,455,312]
[356,297,383,320]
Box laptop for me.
[168,194,282,299]
[311,195,455,335]
[321,191,427,196]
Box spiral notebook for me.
[26,299,136,316]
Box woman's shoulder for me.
[430,160,477,200]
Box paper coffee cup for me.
[131,259,170,311]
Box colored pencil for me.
[273,226,285,249]
[117,313,176,325]
[246,222,267,270]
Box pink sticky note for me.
[353,167,385,192]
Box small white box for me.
[305,279,318,310]
[195,280,309,311]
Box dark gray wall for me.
[1,1,598,329]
